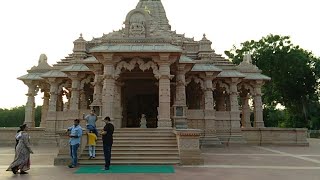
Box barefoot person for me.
[101,117,114,170]
[7,124,33,174]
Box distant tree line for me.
[0,106,42,127]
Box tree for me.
[0,106,42,127]
[225,34,320,128]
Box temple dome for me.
[136,0,171,31]
[123,0,171,38]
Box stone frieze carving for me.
[114,58,160,79]
[186,75,204,90]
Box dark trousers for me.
[103,143,112,168]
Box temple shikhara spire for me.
[17,0,307,166]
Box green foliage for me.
[263,107,287,127]
[0,106,42,127]
[225,34,320,128]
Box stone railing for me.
[242,128,309,146]
[0,127,45,146]
[174,129,204,165]
[54,130,71,165]
[54,129,88,166]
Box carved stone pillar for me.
[91,64,103,112]
[57,93,63,111]
[40,91,50,127]
[39,78,61,145]
[24,81,37,127]
[204,78,214,110]
[96,54,121,122]
[69,74,81,111]
[48,80,59,112]
[156,54,173,128]
[113,82,123,128]
[102,63,116,121]
[253,82,265,127]
[241,94,251,127]
[79,90,87,109]
[173,64,187,129]
[218,78,246,144]
[229,79,241,128]
[201,74,220,146]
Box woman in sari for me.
[6,124,33,174]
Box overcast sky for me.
[0,0,319,109]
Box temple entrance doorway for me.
[121,67,159,128]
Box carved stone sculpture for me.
[140,114,147,128]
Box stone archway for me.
[115,58,160,128]
[186,76,204,109]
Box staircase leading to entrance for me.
[78,128,180,165]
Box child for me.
[87,130,97,159]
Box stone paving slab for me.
[1,139,320,180]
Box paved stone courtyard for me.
[1,139,320,180]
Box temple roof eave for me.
[61,64,91,72]
[242,73,271,81]
[216,70,246,78]
[90,44,183,53]
[179,55,195,64]
[191,64,222,72]
[18,73,44,81]
[40,70,68,78]
[82,56,99,64]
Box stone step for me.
[101,134,176,137]
[111,136,176,140]
[114,128,173,131]
[79,129,179,165]
[79,159,180,165]
[81,151,179,155]
[79,156,180,160]
[96,140,177,144]
[91,144,178,148]
[85,147,179,151]
[95,129,173,133]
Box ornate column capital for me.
[24,83,37,97]
[224,78,241,95]
[23,80,36,87]
[153,53,176,65]
[176,74,186,86]
[99,54,121,65]
[92,64,103,73]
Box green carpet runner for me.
[75,165,175,174]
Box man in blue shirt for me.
[67,119,83,168]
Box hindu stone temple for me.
[16,0,308,165]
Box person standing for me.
[100,117,114,170]
[84,110,98,136]
[87,130,97,159]
[7,124,33,174]
[67,119,83,168]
